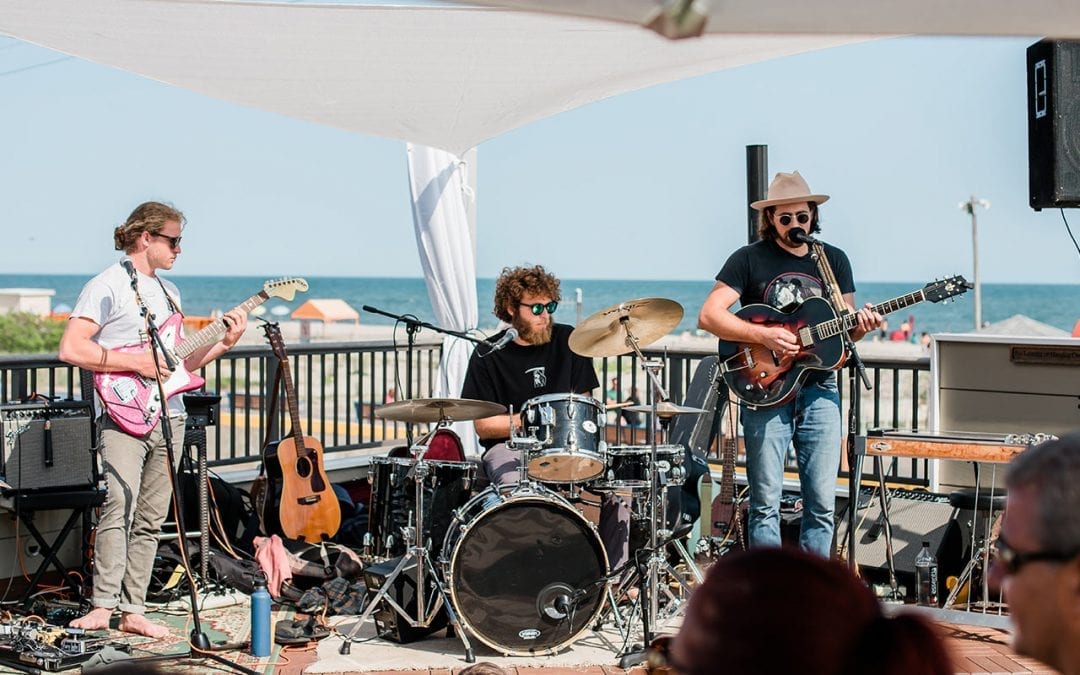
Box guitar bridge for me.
[297,495,322,505]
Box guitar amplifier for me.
[0,401,97,491]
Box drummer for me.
[461,264,630,571]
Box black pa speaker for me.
[838,489,962,602]
[362,556,448,643]
[1027,39,1080,210]
[0,401,97,491]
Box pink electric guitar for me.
[95,277,308,435]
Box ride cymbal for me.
[624,400,707,418]
[375,398,507,423]
[569,297,683,357]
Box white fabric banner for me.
[407,143,481,455]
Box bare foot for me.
[118,613,171,639]
[69,607,113,631]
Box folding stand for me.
[3,487,106,608]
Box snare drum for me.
[440,483,608,655]
[366,456,476,560]
[521,393,606,483]
[590,444,686,491]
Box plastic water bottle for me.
[915,541,939,607]
[250,576,272,657]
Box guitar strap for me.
[809,241,849,317]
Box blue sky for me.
[1,29,1079,285]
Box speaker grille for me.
[1028,39,1080,209]
[1,402,96,491]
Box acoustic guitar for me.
[95,277,308,436]
[261,322,341,542]
[718,276,970,407]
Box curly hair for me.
[492,265,561,323]
[756,202,822,242]
[114,201,185,252]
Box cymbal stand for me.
[339,414,474,663]
[614,314,687,649]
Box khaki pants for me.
[92,414,186,615]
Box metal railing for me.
[0,340,931,483]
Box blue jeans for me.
[742,377,841,558]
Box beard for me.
[512,314,553,346]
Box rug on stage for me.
[307,610,681,673]
[77,591,292,673]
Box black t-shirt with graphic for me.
[461,323,600,449]
[715,238,856,384]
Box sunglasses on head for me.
[151,232,183,249]
[777,212,811,227]
[993,533,1078,575]
[520,301,558,315]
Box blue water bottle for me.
[250,575,272,657]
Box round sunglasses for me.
[777,212,811,227]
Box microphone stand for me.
[124,267,256,674]
[360,305,482,446]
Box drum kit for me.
[340,298,706,661]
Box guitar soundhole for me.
[295,456,313,479]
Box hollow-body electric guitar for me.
[94,277,308,435]
[718,276,970,407]
[261,322,341,542]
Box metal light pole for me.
[958,196,990,330]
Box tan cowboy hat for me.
[750,171,830,210]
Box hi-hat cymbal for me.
[569,297,683,357]
[624,400,707,418]
[375,398,507,423]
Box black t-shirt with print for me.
[461,323,600,449]
[715,238,856,384]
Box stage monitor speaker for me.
[0,401,96,491]
[1027,39,1080,210]
[362,556,448,644]
[839,489,962,600]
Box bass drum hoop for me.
[443,485,609,656]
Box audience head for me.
[672,546,953,675]
[994,431,1080,672]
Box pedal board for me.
[0,621,104,672]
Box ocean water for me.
[3,274,1077,338]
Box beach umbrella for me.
[270,305,290,317]
[52,302,72,314]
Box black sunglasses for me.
[151,232,183,248]
[520,301,558,316]
[777,212,811,226]
[993,533,1078,575]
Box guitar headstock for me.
[261,321,288,361]
[924,275,972,303]
[264,277,309,302]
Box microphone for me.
[789,227,819,245]
[119,255,138,279]
[485,327,518,354]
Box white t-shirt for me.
[72,262,187,414]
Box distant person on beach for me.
[461,264,630,570]
[384,386,396,403]
[697,171,882,558]
[919,331,931,350]
[988,432,1080,675]
[672,547,953,675]
[59,202,248,638]
[876,318,889,341]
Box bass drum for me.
[441,484,609,655]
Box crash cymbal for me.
[375,398,507,423]
[569,297,683,357]
[624,400,707,418]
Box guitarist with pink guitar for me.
[698,171,884,561]
[58,202,255,638]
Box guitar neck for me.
[818,290,928,339]
[277,355,306,447]
[174,291,270,360]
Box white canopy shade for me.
[0,0,872,155]
[449,0,1080,40]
